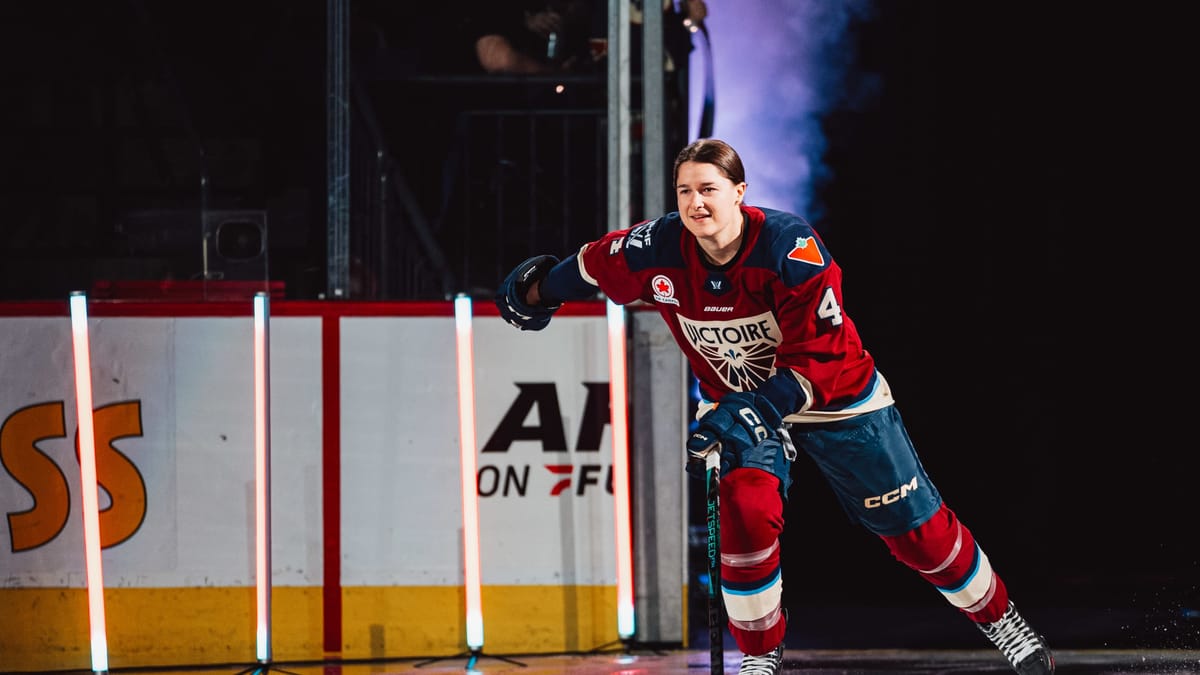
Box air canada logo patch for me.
[651,274,679,306]
[787,236,825,266]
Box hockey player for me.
[496,138,1054,675]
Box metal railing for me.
[349,76,608,300]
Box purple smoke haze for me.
[688,0,874,221]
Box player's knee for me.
[722,470,784,530]
[880,504,960,571]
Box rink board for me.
[0,300,638,670]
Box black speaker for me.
[202,210,268,281]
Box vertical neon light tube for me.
[607,299,635,639]
[69,292,109,674]
[454,294,484,650]
[253,292,272,662]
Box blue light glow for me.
[689,0,874,221]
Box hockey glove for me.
[496,255,562,331]
[685,391,784,477]
[685,436,721,479]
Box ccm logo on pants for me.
[865,476,919,509]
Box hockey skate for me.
[737,642,784,675]
[978,602,1055,674]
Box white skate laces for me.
[978,602,1055,674]
[738,643,784,675]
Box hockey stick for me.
[704,446,724,675]
[694,22,715,139]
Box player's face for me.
[675,161,746,240]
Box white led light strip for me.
[607,299,635,639]
[253,292,273,662]
[69,291,109,674]
[454,294,485,650]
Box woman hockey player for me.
[496,138,1054,675]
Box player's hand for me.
[496,255,561,331]
[523,8,564,38]
[684,391,783,477]
[685,432,720,478]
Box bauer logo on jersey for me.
[650,274,679,306]
[677,311,781,390]
[787,236,825,266]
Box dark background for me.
[768,0,1195,652]
[0,1,331,297]
[1,0,1193,652]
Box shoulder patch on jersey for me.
[786,236,825,266]
[744,208,831,288]
[623,213,686,272]
[626,218,659,250]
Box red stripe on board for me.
[322,315,343,653]
[0,298,627,317]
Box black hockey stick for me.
[704,446,724,675]
[695,22,715,139]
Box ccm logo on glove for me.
[735,406,770,443]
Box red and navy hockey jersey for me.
[576,205,893,422]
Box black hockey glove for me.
[496,255,562,331]
[685,391,783,478]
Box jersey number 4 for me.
[817,286,844,326]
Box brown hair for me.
[672,138,747,186]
